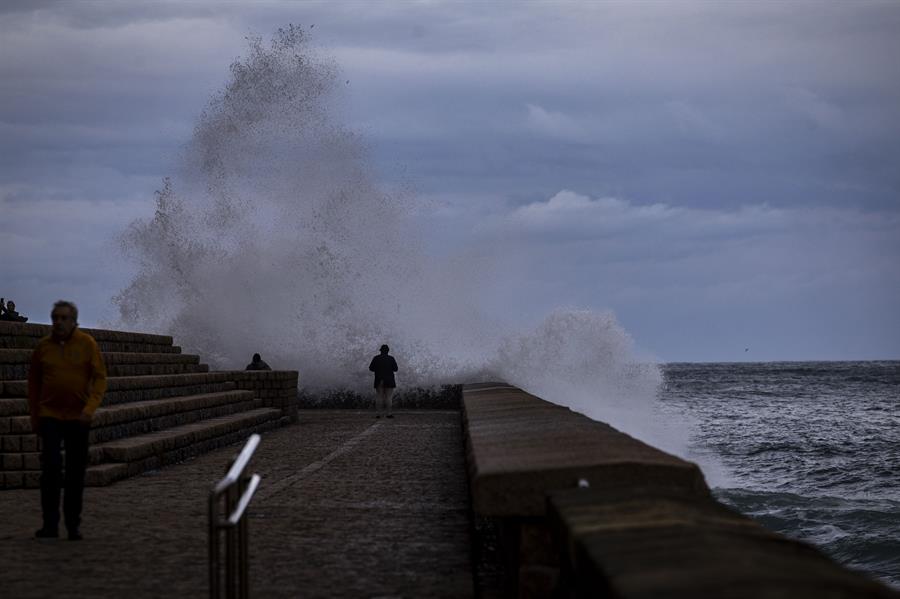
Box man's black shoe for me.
[35,527,58,539]
[67,528,83,541]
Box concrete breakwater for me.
[462,382,897,598]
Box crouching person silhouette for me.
[369,344,398,419]
[28,301,107,540]
[245,353,271,371]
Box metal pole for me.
[209,494,219,599]
[239,475,250,599]
[208,436,261,599]
[226,484,237,599]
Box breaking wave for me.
[113,25,670,446]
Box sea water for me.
[660,361,900,588]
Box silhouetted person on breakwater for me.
[245,353,272,371]
[28,300,107,541]
[0,298,28,322]
[369,344,398,418]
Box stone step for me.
[0,393,261,466]
[108,363,210,378]
[0,335,183,354]
[1,372,239,403]
[93,407,282,463]
[2,410,286,488]
[0,321,174,347]
[1,390,256,439]
[0,349,200,365]
[89,391,259,444]
[0,321,296,491]
[1,349,205,380]
[1,359,209,380]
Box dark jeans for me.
[39,417,90,531]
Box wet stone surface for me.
[0,410,474,598]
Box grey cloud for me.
[467,197,900,360]
[0,0,57,16]
[3,1,900,360]
[479,189,900,261]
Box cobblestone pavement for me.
[0,410,474,598]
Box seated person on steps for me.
[0,298,28,322]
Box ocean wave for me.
[715,488,900,588]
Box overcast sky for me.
[2,1,899,362]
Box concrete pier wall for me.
[461,382,897,598]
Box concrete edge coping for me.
[462,383,709,517]
[551,486,897,595]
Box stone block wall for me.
[228,370,300,423]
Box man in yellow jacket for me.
[28,301,107,541]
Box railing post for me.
[209,434,261,599]
[227,481,238,599]
[239,478,250,599]
[209,492,220,598]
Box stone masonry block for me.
[24,471,41,488]
[2,435,21,452]
[4,472,24,488]
[0,399,29,418]
[23,453,40,470]
[21,434,37,452]
[2,453,24,470]
[10,417,32,434]
[0,349,30,364]
[3,381,26,396]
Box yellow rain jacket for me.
[28,328,107,422]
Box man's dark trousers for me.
[39,418,90,532]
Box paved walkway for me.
[0,410,474,598]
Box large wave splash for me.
[113,26,672,447]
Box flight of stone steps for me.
[0,321,297,490]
